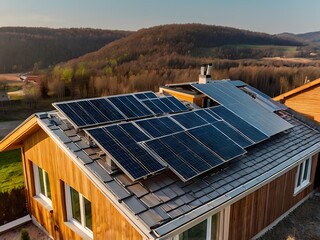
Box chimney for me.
[199,64,212,84]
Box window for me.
[174,214,219,240]
[33,163,51,205]
[65,184,93,238]
[294,157,312,194]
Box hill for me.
[0,27,131,73]
[44,24,310,98]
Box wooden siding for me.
[23,128,142,240]
[228,154,318,240]
[277,85,320,123]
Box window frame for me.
[294,156,312,195]
[65,183,93,239]
[172,212,220,240]
[33,163,52,206]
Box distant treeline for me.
[0,27,131,73]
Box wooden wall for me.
[281,85,320,123]
[23,128,142,240]
[228,154,318,240]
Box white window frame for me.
[172,212,221,240]
[65,183,93,239]
[294,156,312,195]
[33,163,52,206]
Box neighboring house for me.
[0,66,320,240]
[273,78,320,123]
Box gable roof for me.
[1,82,320,239]
[273,78,320,101]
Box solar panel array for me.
[53,85,293,182]
[86,107,255,181]
[53,92,188,129]
[192,81,293,136]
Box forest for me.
[2,24,320,103]
[0,27,131,73]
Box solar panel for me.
[141,99,164,115]
[104,125,165,173]
[171,111,207,129]
[187,125,246,161]
[211,121,253,148]
[144,92,158,99]
[173,132,224,167]
[150,99,172,113]
[135,93,148,100]
[135,117,183,138]
[160,98,181,112]
[77,101,109,123]
[192,81,292,136]
[208,106,268,143]
[55,103,87,127]
[86,128,149,180]
[166,96,189,111]
[90,99,125,121]
[118,123,150,142]
[144,138,198,181]
[194,109,220,124]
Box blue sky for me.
[0,0,319,34]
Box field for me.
[193,44,298,58]
[0,149,24,192]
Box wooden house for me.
[273,78,320,123]
[1,69,319,240]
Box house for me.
[0,66,319,240]
[273,78,320,123]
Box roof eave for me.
[0,114,39,152]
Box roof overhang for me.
[0,115,40,152]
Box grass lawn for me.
[0,149,24,192]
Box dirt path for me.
[258,194,320,240]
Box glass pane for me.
[179,219,207,240]
[297,165,303,187]
[38,168,45,195]
[44,171,51,199]
[70,187,81,223]
[211,214,219,240]
[84,197,92,230]
[303,159,310,181]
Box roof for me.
[274,78,320,101]
[1,81,320,239]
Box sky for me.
[0,0,319,34]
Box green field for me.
[0,149,24,192]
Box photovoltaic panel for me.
[90,99,125,121]
[171,111,207,129]
[144,92,158,99]
[77,101,109,123]
[135,93,148,100]
[166,96,189,111]
[104,125,165,173]
[135,117,183,138]
[141,99,165,115]
[208,106,268,143]
[150,99,172,113]
[144,138,198,181]
[192,81,292,136]
[194,109,220,124]
[118,123,150,142]
[187,125,246,161]
[160,98,181,112]
[55,103,87,127]
[172,132,224,167]
[86,128,149,180]
[211,121,253,148]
